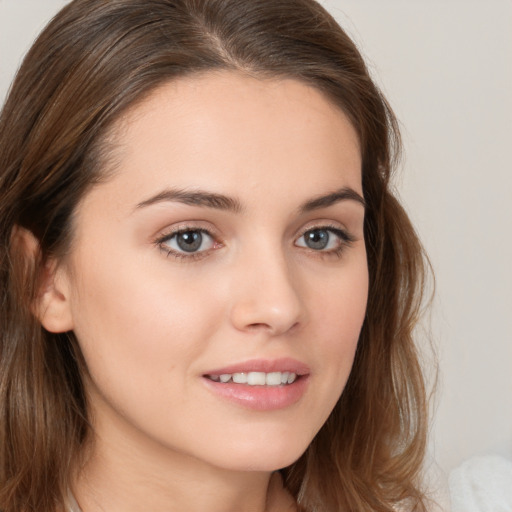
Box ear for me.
[13,227,75,333]
[37,262,75,333]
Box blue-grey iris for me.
[305,229,329,250]
[176,231,203,252]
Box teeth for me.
[266,372,282,386]
[248,372,266,385]
[208,371,297,386]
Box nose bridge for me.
[229,237,304,335]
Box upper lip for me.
[203,358,310,376]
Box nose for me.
[229,248,305,336]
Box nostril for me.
[246,320,300,335]
[247,322,269,330]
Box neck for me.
[75,445,273,512]
[72,414,294,512]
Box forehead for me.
[89,71,362,212]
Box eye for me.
[295,227,352,252]
[159,229,216,256]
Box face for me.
[54,72,368,473]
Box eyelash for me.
[155,224,355,261]
[298,224,355,258]
[155,227,218,261]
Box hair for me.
[0,0,431,511]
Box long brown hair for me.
[0,0,430,510]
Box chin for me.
[202,433,312,473]
[218,454,303,473]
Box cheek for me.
[309,258,368,391]
[67,250,224,397]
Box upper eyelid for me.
[295,222,354,240]
[155,222,220,242]
[158,227,214,241]
[155,221,353,239]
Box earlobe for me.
[12,226,75,333]
[37,264,75,333]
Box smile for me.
[202,359,310,411]
[206,371,297,386]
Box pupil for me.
[177,231,202,252]
[306,229,329,250]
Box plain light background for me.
[1,0,511,505]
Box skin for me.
[41,71,368,512]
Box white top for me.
[449,455,512,512]
[67,491,82,512]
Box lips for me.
[202,358,310,411]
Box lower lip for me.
[202,376,309,411]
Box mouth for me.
[201,359,310,411]
[204,371,298,386]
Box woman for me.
[0,0,430,511]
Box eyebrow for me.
[135,188,243,213]
[135,186,365,214]
[299,187,366,212]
